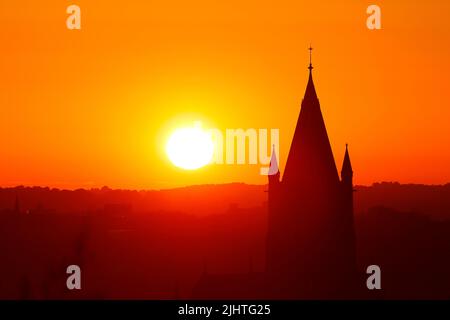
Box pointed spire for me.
[304,46,318,101]
[268,144,279,176]
[283,46,340,187]
[341,144,353,177]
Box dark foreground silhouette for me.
[0,182,450,299]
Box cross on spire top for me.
[308,45,313,71]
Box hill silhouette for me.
[2,182,450,219]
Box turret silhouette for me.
[341,144,354,218]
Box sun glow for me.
[166,122,214,170]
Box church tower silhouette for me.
[193,48,358,299]
[266,47,357,298]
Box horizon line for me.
[1,181,450,193]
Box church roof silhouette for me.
[282,48,339,189]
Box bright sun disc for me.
[166,124,214,170]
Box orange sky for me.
[1,0,450,189]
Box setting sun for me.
[166,122,214,170]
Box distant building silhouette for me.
[14,195,21,215]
